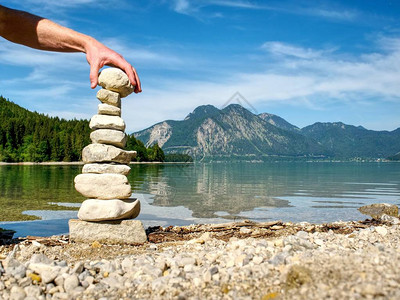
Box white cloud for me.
[173,0,191,14]
[261,42,327,59]
[168,0,359,22]
[121,38,400,132]
[208,0,262,9]
[306,8,357,21]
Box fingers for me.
[87,42,142,92]
[112,59,142,93]
[119,61,142,93]
[89,60,101,89]
[132,66,142,93]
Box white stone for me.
[74,173,131,199]
[90,129,127,148]
[96,89,121,107]
[82,144,136,164]
[69,219,147,245]
[375,226,388,236]
[82,163,131,175]
[98,67,135,98]
[89,115,125,131]
[78,198,140,221]
[98,103,121,116]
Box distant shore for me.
[0,161,193,166]
[0,161,84,166]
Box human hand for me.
[85,38,142,93]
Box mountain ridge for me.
[134,104,400,161]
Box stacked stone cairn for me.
[69,67,146,244]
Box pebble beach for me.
[1,214,400,300]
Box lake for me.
[1,162,399,237]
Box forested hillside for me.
[0,96,165,162]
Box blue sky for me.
[1,0,400,132]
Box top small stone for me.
[98,68,134,98]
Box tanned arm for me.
[0,5,141,92]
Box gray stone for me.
[10,286,26,300]
[54,275,64,287]
[380,214,400,225]
[28,263,60,284]
[98,67,135,98]
[96,89,121,107]
[63,274,79,293]
[74,173,131,200]
[358,203,399,219]
[77,198,140,221]
[101,274,124,289]
[41,269,60,284]
[4,258,26,279]
[30,253,53,265]
[89,115,125,131]
[23,286,42,298]
[82,144,136,164]
[98,103,121,116]
[69,219,147,245]
[90,129,127,148]
[82,163,130,175]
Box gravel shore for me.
[1,218,400,299]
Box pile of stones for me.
[2,220,400,299]
[71,68,145,243]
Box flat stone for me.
[78,198,140,221]
[98,67,135,98]
[358,203,399,219]
[96,89,121,107]
[74,173,131,199]
[69,219,147,245]
[82,163,131,175]
[89,115,125,131]
[98,103,121,116]
[90,129,127,148]
[82,144,136,164]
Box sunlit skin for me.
[0,5,141,93]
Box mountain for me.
[135,104,400,161]
[301,122,400,159]
[134,104,327,160]
[258,112,300,132]
[387,151,400,161]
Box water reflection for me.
[0,162,400,225]
[0,165,83,221]
[130,162,400,221]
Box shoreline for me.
[0,161,193,166]
[1,160,398,166]
[1,217,400,299]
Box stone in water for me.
[78,198,140,221]
[358,203,399,220]
[98,67,135,98]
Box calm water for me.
[1,162,399,237]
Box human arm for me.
[0,5,141,92]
